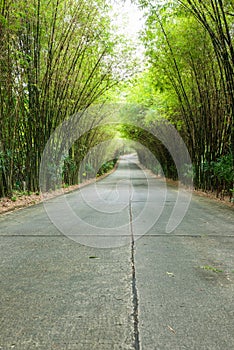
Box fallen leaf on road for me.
[167,325,176,334]
[166,272,175,277]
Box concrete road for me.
[0,155,233,349]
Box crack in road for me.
[129,181,140,350]
[1,234,234,237]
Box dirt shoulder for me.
[0,167,117,215]
[138,164,234,209]
[1,162,233,214]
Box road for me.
[0,155,233,349]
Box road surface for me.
[0,155,233,349]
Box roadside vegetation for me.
[0,0,135,197]
[0,0,233,206]
[120,0,233,201]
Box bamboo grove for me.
[0,0,133,197]
[122,0,233,199]
[0,0,233,200]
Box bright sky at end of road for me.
[110,0,146,67]
[110,0,145,41]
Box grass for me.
[200,265,223,273]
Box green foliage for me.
[204,154,234,198]
[63,156,76,183]
[136,0,233,193]
[97,159,118,177]
[1,0,233,199]
[0,0,135,196]
[211,155,234,185]
[85,163,95,174]
[182,164,194,180]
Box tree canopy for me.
[0,0,233,201]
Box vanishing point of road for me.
[0,155,233,349]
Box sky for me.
[110,0,145,41]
